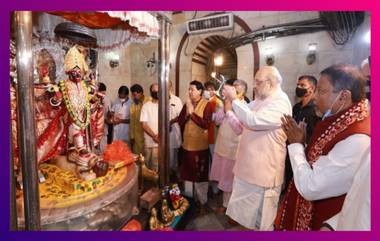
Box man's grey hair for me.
[233,79,248,94]
[260,66,283,86]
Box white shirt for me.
[232,88,292,131]
[112,98,131,141]
[325,148,370,230]
[231,88,292,187]
[169,94,183,149]
[288,134,370,201]
[140,100,159,148]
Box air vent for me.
[187,13,233,35]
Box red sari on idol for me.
[275,100,370,230]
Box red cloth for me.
[208,97,218,144]
[121,219,142,231]
[103,140,134,165]
[275,101,370,230]
[179,148,209,182]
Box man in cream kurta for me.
[223,66,292,230]
[169,93,183,173]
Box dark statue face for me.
[68,67,82,82]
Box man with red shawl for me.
[275,64,370,230]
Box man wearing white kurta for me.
[223,66,292,230]
[169,87,183,174]
[112,86,131,143]
[140,83,160,172]
[322,148,370,230]
[276,65,370,231]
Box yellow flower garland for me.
[59,80,91,129]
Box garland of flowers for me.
[59,80,91,129]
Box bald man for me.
[222,66,292,230]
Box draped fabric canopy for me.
[48,11,159,51]
[100,11,159,37]
[49,11,159,37]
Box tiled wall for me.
[98,47,132,103]
[167,11,370,103]
[257,14,370,104]
[97,40,159,103]
[129,41,159,97]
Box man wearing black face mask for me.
[284,75,321,192]
[293,75,320,143]
[151,90,159,100]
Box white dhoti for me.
[183,181,209,205]
[169,147,178,171]
[226,176,281,230]
[222,191,232,208]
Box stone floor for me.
[183,185,247,231]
